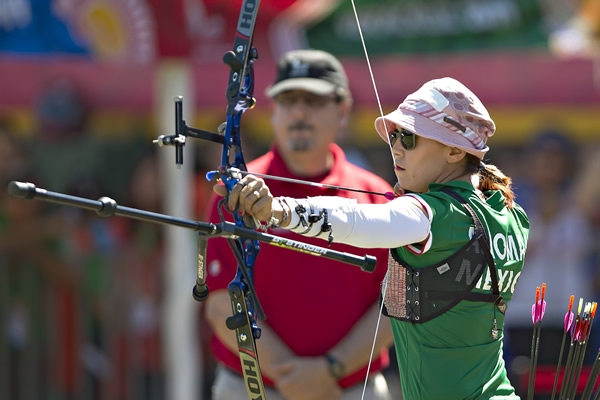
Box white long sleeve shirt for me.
[282,194,432,249]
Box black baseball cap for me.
[265,49,350,99]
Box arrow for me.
[566,301,597,400]
[551,294,575,400]
[560,297,585,400]
[528,283,546,400]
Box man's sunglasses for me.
[389,128,416,150]
[274,92,341,107]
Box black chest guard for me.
[381,189,506,324]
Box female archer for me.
[216,77,530,400]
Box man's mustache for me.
[288,121,313,131]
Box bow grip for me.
[221,171,259,230]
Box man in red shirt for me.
[204,49,394,400]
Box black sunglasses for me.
[389,128,416,150]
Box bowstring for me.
[348,1,395,398]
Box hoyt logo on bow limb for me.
[240,353,263,400]
[238,0,258,37]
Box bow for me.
[156,0,267,397]
[203,0,267,396]
[152,1,381,399]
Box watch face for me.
[331,362,344,377]
[326,355,345,378]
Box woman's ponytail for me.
[479,163,515,208]
[468,155,516,208]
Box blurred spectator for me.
[109,151,166,400]
[57,172,119,399]
[36,78,88,142]
[549,0,600,57]
[503,130,594,396]
[573,144,600,242]
[0,120,29,180]
[1,158,70,399]
[2,137,171,400]
[573,144,600,311]
[1,127,37,397]
[2,155,120,400]
[0,125,15,179]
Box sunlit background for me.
[1,1,599,399]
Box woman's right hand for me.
[213,175,277,223]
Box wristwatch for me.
[325,354,345,379]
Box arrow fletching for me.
[539,283,547,321]
[565,311,575,332]
[531,286,540,324]
[563,295,575,332]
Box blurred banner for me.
[0,0,156,62]
[0,0,90,55]
[305,0,549,55]
[0,0,297,62]
[0,0,598,142]
[1,0,597,60]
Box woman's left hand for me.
[213,175,274,222]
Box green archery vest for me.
[385,180,529,400]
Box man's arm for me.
[325,301,394,377]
